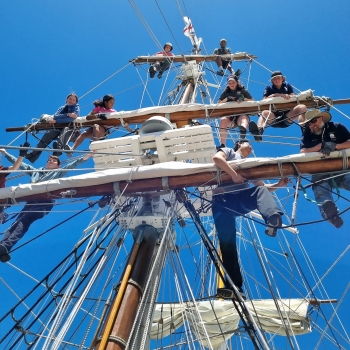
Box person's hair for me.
[93,94,115,108]
[48,155,61,166]
[233,139,249,152]
[66,93,79,103]
[225,82,246,92]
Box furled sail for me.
[150,299,311,348]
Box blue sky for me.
[0,1,350,349]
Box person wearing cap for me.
[0,150,93,263]
[213,39,234,76]
[212,140,287,300]
[250,71,306,141]
[149,43,175,79]
[218,75,254,146]
[299,109,350,228]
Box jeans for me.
[0,201,54,252]
[312,173,350,212]
[212,186,282,288]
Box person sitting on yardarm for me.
[299,109,350,228]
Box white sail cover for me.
[0,149,349,201]
[150,299,311,348]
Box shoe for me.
[216,144,226,151]
[0,244,11,263]
[265,213,282,237]
[238,126,247,139]
[249,121,263,142]
[321,200,343,228]
[217,287,246,301]
[64,144,73,158]
[235,68,242,77]
[217,69,224,76]
[52,141,63,156]
[149,66,156,78]
[0,211,8,224]
[25,152,38,164]
[157,72,163,79]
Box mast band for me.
[113,182,121,195]
[162,177,169,190]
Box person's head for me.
[163,42,173,52]
[220,38,227,48]
[299,109,331,135]
[93,94,115,109]
[233,139,253,158]
[270,71,286,88]
[66,93,79,105]
[227,75,238,90]
[46,155,61,169]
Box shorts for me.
[269,110,291,129]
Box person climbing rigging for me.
[213,39,234,76]
[249,71,306,141]
[299,109,350,228]
[25,93,80,163]
[149,43,175,79]
[69,94,121,154]
[212,140,287,299]
[217,75,254,146]
[0,142,29,223]
[0,151,93,263]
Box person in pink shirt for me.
[149,42,175,79]
[70,94,116,152]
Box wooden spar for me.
[96,225,159,350]
[309,299,338,305]
[6,98,350,133]
[2,156,350,205]
[130,53,258,64]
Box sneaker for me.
[238,126,247,139]
[52,141,63,156]
[0,245,11,263]
[157,72,163,79]
[321,201,344,228]
[249,121,263,142]
[217,287,246,301]
[217,69,224,76]
[235,68,242,77]
[149,66,156,78]
[265,213,282,237]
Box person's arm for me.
[213,150,246,183]
[0,149,36,172]
[252,178,289,192]
[51,105,79,123]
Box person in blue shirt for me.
[26,93,80,163]
[0,150,92,262]
[249,71,306,141]
[299,109,350,228]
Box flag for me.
[183,16,194,37]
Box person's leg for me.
[312,175,333,206]
[71,128,93,150]
[285,104,307,125]
[0,202,54,255]
[219,117,234,146]
[212,200,243,289]
[27,130,61,163]
[92,125,107,141]
[236,114,249,139]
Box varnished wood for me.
[6,98,350,133]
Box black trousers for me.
[212,186,282,288]
[0,201,54,252]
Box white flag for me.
[183,16,194,37]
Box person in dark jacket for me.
[300,109,350,228]
[26,93,80,163]
[250,71,306,141]
[0,150,92,262]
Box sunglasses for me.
[307,117,320,125]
